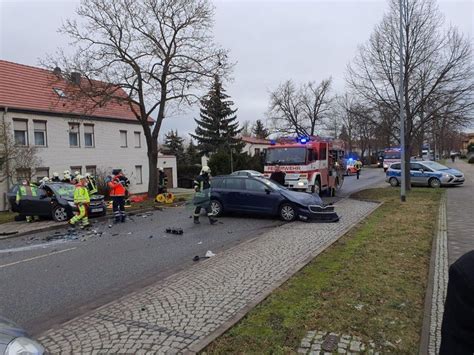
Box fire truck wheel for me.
[279,203,296,222]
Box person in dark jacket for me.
[158,167,168,194]
[440,250,474,354]
[270,165,286,186]
[193,166,217,225]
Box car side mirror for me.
[39,194,47,199]
[265,188,272,194]
[420,169,424,173]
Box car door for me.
[410,163,424,185]
[220,177,244,211]
[23,188,52,216]
[242,179,279,214]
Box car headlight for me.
[6,337,44,355]
[297,181,305,186]
[442,173,452,179]
[68,201,76,207]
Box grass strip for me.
[205,188,443,354]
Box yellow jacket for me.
[74,185,90,204]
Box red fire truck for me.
[264,136,345,196]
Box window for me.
[410,163,424,171]
[320,144,327,160]
[210,178,223,189]
[53,88,67,98]
[391,163,401,170]
[244,179,266,192]
[135,165,143,184]
[13,119,28,145]
[308,149,318,162]
[70,166,82,175]
[223,178,242,190]
[120,130,128,147]
[134,132,141,148]
[86,166,96,176]
[16,168,31,182]
[69,123,80,147]
[84,124,95,147]
[35,168,49,182]
[255,148,260,155]
[33,121,47,146]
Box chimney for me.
[53,67,62,76]
[71,72,81,85]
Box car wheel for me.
[52,206,69,222]
[429,178,441,188]
[210,199,223,217]
[389,177,399,187]
[279,203,296,222]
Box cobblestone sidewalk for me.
[38,199,379,354]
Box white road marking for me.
[0,247,77,269]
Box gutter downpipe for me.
[1,107,9,211]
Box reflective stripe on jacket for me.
[74,186,90,204]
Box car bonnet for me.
[280,189,323,206]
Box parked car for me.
[230,170,264,177]
[7,182,106,222]
[0,316,44,355]
[209,175,339,222]
[386,161,465,188]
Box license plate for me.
[91,208,103,213]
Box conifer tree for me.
[191,75,243,155]
[162,130,185,165]
[252,120,270,139]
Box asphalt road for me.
[0,168,386,335]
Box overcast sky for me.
[1,0,473,140]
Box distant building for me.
[461,132,474,153]
[241,136,271,157]
[0,60,176,211]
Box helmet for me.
[74,174,84,181]
[159,167,164,172]
[85,173,91,177]
[53,172,59,177]
[63,170,70,175]
[41,177,49,183]
[201,166,211,174]
[74,171,80,176]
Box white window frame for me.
[84,124,95,148]
[69,123,80,148]
[33,120,47,147]
[120,130,128,148]
[135,165,143,184]
[13,119,28,146]
[134,131,141,148]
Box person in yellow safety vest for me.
[85,173,98,195]
[16,180,38,223]
[69,175,90,229]
[354,159,363,180]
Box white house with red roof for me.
[0,60,177,211]
[241,136,272,156]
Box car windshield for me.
[49,183,75,198]
[421,161,449,171]
[254,177,285,190]
[265,147,306,165]
[384,151,401,159]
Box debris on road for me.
[165,228,183,235]
[205,250,216,258]
[197,241,202,245]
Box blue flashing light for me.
[348,158,354,162]
[270,140,276,145]
[298,136,309,144]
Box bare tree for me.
[45,0,230,197]
[347,0,474,187]
[301,78,333,135]
[268,79,333,136]
[267,80,306,136]
[0,120,42,187]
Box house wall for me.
[243,142,270,156]
[1,111,150,211]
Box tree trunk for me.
[147,142,158,198]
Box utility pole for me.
[399,0,407,202]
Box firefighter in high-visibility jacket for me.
[193,166,217,225]
[69,175,90,229]
[16,180,38,223]
[85,173,98,195]
[108,169,128,223]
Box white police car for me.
[386,161,464,188]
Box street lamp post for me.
[399,0,407,202]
